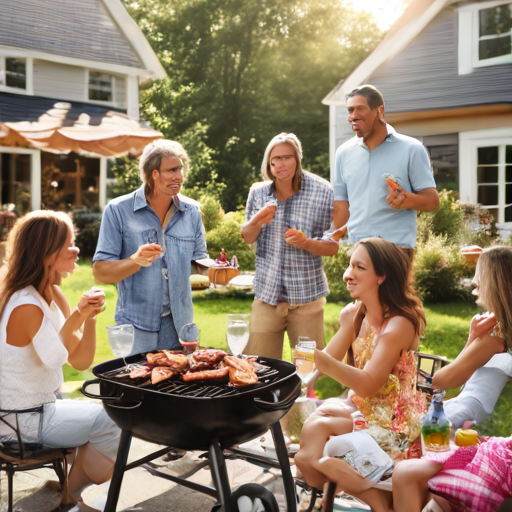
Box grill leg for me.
[209,442,235,512]
[105,430,132,512]
[7,463,14,512]
[270,421,298,512]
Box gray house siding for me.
[0,0,142,69]
[366,8,512,114]
[33,61,86,103]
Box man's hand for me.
[253,204,276,227]
[285,228,308,248]
[130,243,163,267]
[386,187,411,210]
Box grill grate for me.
[99,359,282,398]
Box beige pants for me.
[244,297,326,360]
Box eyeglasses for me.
[270,155,295,166]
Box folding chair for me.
[0,406,73,512]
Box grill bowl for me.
[89,354,301,450]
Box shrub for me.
[109,157,142,198]
[413,233,468,302]
[206,212,255,270]
[72,209,102,258]
[323,246,352,303]
[417,190,462,244]
[200,195,223,232]
[458,202,499,247]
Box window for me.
[458,1,512,73]
[427,145,458,191]
[0,57,26,90]
[88,71,113,102]
[478,3,512,62]
[476,145,512,222]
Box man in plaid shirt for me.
[242,133,339,359]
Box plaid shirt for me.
[245,171,333,306]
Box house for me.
[323,0,512,225]
[0,0,166,215]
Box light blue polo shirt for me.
[333,124,436,249]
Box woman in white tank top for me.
[0,210,120,511]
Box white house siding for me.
[33,60,86,102]
[114,76,126,108]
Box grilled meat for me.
[151,366,179,385]
[228,367,258,386]
[192,349,227,366]
[129,365,152,379]
[182,366,230,382]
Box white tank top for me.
[0,286,68,410]
[458,353,512,414]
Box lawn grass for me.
[60,262,511,436]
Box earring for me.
[377,280,383,285]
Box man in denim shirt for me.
[242,133,339,359]
[93,140,207,354]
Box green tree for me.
[125,0,383,210]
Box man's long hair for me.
[260,133,304,192]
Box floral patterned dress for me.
[350,319,427,460]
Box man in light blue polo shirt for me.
[332,85,439,252]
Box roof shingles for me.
[0,0,142,69]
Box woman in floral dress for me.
[295,237,426,512]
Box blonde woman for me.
[0,211,120,510]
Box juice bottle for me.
[421,392,451,452]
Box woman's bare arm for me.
[432,333,504,390]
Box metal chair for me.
[0,406,73,512]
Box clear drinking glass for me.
[226,314,250,357]
[107,324,135,371]
[179,323,199,354]
[293,340,316,396]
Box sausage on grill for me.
[182,366,230,382]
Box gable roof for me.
[0,0,166,81]
[323,0,455,105]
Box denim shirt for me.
[93,186,207,333]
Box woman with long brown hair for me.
[0,211,120,510]
[294,237,426,512]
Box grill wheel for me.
[230,484,279,512]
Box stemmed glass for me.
[179,323,199,354]
[292,339,316,396]
[107,324,135,372]
[226,314,250,358]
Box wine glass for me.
[227,314,250,358]
[179,323,199,354]
[107,324,135,372]
[292,339,316,396]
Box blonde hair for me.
[0,210,74,316]
[139,139,189,196]
[476,246,512,348]
[260,133,304,192]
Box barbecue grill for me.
[82,352,301,512]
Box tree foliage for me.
[125,0,383,210]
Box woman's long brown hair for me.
[0,211,73,317]
[352,238,426,338]
[476,246,512,349]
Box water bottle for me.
[421,391,451,452]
